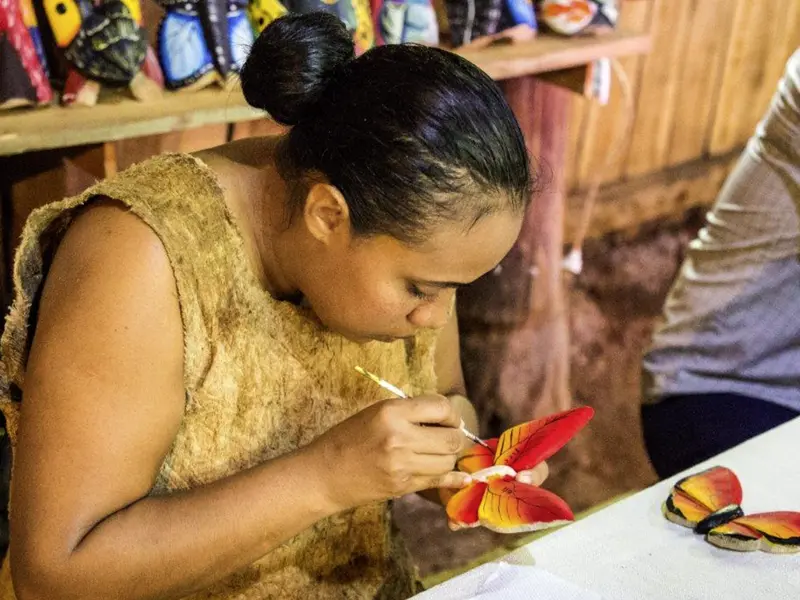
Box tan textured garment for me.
[0,153,441,599]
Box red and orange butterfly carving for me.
[441,406,594,533]
[662,466,800,553]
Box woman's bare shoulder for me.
[9,197,187,573]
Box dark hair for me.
[240,12,532,244]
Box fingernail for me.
[461,475,473,486]
[516,473,533,485]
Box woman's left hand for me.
[514,461,549,486]
[437,460,550,508]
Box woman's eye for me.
[407,283,436,301]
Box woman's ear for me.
[302,183,350,244]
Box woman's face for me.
[293,205,523,343]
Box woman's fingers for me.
[515,461,549,486]
[419,470,472,491]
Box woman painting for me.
[0,12,545,600]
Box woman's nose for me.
[407,291,453,329]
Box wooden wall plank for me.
[624,0,693,177]
[666,0,735,166]
[708,0,789,154]
[747,1,800,130]
[565,97,588,191]
[112,120,285,172]
[3,147,105,263]
[553,69,593,192]
[114,134,184,171]
[565,0,798,190]
[232,120,286,139]
[574,0,653,186]
[114,125,228,171]
[177,125,229,152]
[778,3,800,62]
[565,150,739,242]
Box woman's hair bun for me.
[240,12,355,126]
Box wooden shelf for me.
[456,29,650,81]
[0,30,649,157]
[0,88,262,157]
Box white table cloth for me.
[415,417,800,600]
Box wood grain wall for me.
[565,0,800,238]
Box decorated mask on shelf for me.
[0,0,54,109]
[445,0,536,49]
[372,0,438,46]
[537,0,617,36]
[37,0,162,106]
[249,0,373,55]
[247,0,286,34]
[536,0,618,104]
[128,0,165,89]
[157,0,255,91]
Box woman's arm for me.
[9,203,344,600]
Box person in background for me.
[641,49,800,480]
[0,12,547,600]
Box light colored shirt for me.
[642,49,800,412]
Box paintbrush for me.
[354,366,492,451]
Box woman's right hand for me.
[306,394,473,511]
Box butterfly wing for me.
[441,439,497,512]
[477,477,574,534]
[493,406,594,472]
[662,466,742,529]
[456,438,498,474]
[675,466,743,512]
[445,482,487,529]
[662,488,714,529]
[704,520,762,552]
[707,512,800,554]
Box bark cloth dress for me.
[0,153,441,599]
